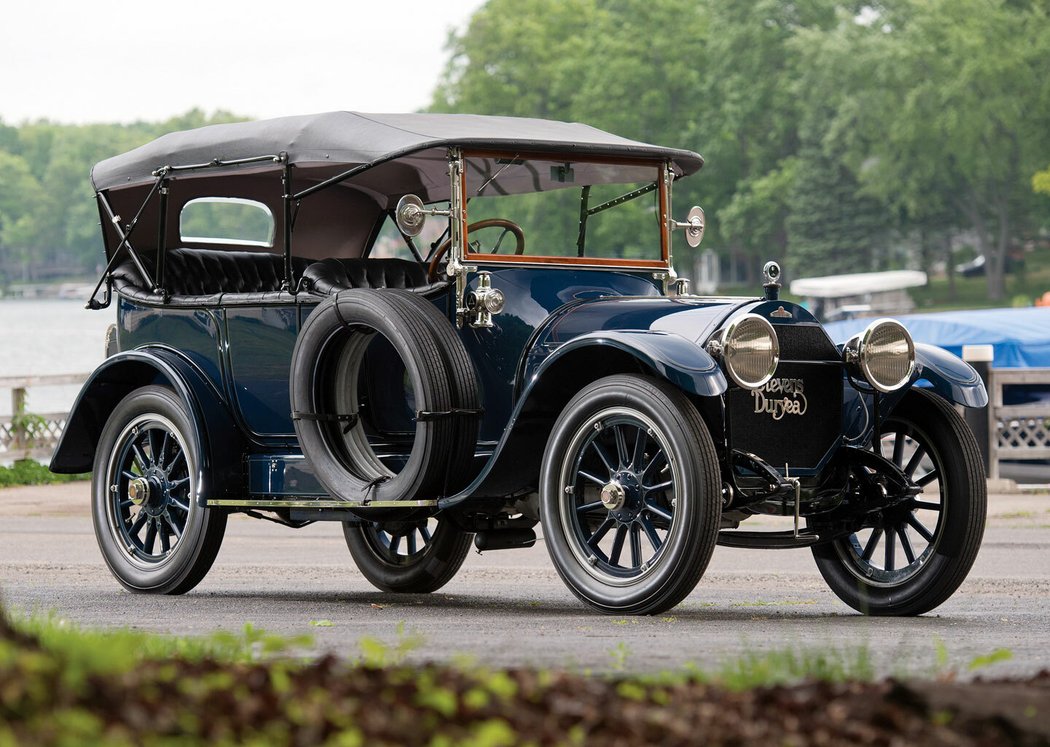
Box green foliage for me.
[13,612,311,667]
[0,605,1033,745]
[967,648,1014,672]
[0,460,87,488]
[608,642,631,672]
[434,0,1050,298]
[1034,167,1050,196]
[0,109,245,285]
[711,645,875,691]
[794,0,1050,300]
[356,621,424,667]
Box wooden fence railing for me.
[0,374,89,462]
[988,367,1050,481]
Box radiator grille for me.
[726,324,842,470]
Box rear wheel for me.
[812,389,986,615]
[92,386,226,594]
[343,517,472,593]
[540,375,721,615]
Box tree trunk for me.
[960,194,1003,302]
[987,198,1010,302]
[944,233,956,301]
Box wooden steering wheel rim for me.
[427,219,526,281]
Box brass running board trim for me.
[206,499,439,510]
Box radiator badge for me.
[769,306,792,319]
[751,378,807,420]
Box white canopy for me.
[790,270,928,299]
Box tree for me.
[797,0,1050,300]
[432,0,599,118]
[0,151,47,282]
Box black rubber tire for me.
[92,386,226,594]
[540,374,721,615]
[382,289,481,495]
[343,518,473,593]
[812,388,987,616]
[290,289,477,503]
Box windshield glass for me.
[462,154,666,264]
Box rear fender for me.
[440,330,725,506]
[50,348,245,504]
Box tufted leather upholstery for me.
[110,248,439,304]
[111,248,312,304]
[300,257,430,296]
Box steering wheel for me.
[428,218,526,281]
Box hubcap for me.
[127,477,150,506]
[600,480,626,511]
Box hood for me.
[538,295,758,349]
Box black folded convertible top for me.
[91,111,704,191]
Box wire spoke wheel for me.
[362,519,438,566]
[541,375,721,615]
[839,425,945,586]
[106,416,193,564]
[343,515,472,593]
[92,386,226,595]
[812,388,986,616]
[563,412,677,581]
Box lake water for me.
[0,300,114,415]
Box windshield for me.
[461,154,667,266]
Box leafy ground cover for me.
[0,460,87,488]
[2,606,1048,746]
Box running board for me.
[206,499,439,510]
[717,529,821,549]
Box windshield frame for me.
[458,150,671,271]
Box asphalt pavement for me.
[2,481,1048,678]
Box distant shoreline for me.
[0,283,94,302]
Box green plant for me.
[0,459,89,488]
[8,410,49,462]
[712,645,875,690]
[608,642,632,672]
[357,621,424,667]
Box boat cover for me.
[824,307,1050,368]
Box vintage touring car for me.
[52,112,988,615]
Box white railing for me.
[0,374,89,462]
[988,367,1050,480]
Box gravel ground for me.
[2,481,1049,679]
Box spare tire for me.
[290,289,480,504]
[382,289,482,494]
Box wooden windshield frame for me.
[459,150,670,270]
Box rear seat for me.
[110,247,440,303]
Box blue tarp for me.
[823,307,1050,368]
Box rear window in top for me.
[179,197,275,247]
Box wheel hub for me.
[127,478,150,506]
[606,471,643,522]
[600,480,626,511]
[139,467,171,517]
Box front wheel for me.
[540,375,721,615]
[812,388,986,615]
[343,517,472,593]
[92,386,226,594]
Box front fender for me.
[50,348,246,503]
[529,330,727,397]
[439,330,725,507]
[913,342,988,408]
